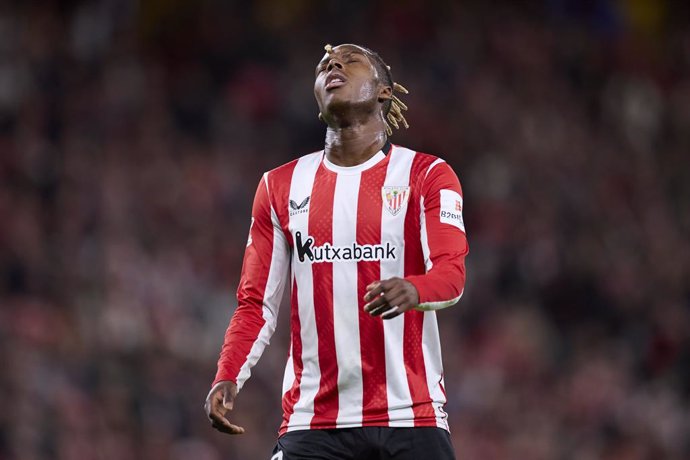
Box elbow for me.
[446,259,466,299]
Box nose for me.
[326,58,343,72]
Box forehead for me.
[317,44,372,64]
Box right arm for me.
[205,173,290,434]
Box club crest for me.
[381,186,410,216]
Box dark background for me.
[1,0,689,459]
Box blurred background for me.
[1,0,689,459]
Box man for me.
[205,43,468,460]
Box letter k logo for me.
[295,231,314,262]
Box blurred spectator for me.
[0,0,688,459]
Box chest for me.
[286,175,418,249]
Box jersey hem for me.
[278,418,449,437]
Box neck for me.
[324,118,388,167]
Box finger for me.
[368,295,402,316]
[208,394,229,418]
[367,287,404,313]
[368,303,393,316]
[363,295,388,313]
[209,409,246,435]
[366,280,381,291]
[381,306,401,319]
[212,420,245,435]
[205,395,225,419]
[366,286,407,315]
[212,419,246,435]
[384,292,412,311]
[381,285,405,303]
[222,386,234,410]
[208,408,229,425]
[373,290,414,317]
[368,279,395,296]
[364,282,385,302]
[212,394,228,415]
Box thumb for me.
[223,386,234,410]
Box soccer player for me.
[205,43,468,460]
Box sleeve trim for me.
[415,289,464,311]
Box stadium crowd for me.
[0,0,688,459]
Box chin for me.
[322,95,353,115]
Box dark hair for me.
[359,46,395,116]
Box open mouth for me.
[325,72,347,90]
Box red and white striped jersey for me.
[213,142,469,435]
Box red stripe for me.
[267,160,299,246]
[268,160,299,434]
[309,164,338,428]
[403,153,436,425]
[357,162,389,425]
[279,278,302,435]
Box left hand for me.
[363,277,420,320]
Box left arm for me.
[364,160,468,318]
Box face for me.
[313,44,390,118]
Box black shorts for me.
[270,426,455,460]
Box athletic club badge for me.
[381,186,410,216]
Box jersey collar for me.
[322,140,393,175]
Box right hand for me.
[204,380,246,435]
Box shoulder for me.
[391,144,457,182]
[264,150,323,187]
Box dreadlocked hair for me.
[324,44,409,137]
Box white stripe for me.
[419,160,445,272]
[235,199,290,390]
[419,196,433,272]
[281,272,297,397]
[281,271,297,396]
[281,345,295,397]
[424,158,446,180]
[422,310,449,430]
[380,145,416,426]
[286,153,322,430]
[332,172,364,426]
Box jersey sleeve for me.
[405,160,469,310]
[213,173,290,390]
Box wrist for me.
[403,275,425,305]
[210,379,237,393]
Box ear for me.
[377,84,393,104]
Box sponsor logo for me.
[439,189,465,232]
[381,186,410,216]
[295,231,397,264]
[289,196,310,216]
[440,209,463,220]
[271,452,283,460]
